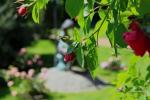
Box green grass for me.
[95,46,133,83]
[1,86,120,100]
[27,39,56,55]
[98,46,133,63]
[50,86,120,100]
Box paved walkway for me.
[44,67,107,93]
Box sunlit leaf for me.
[65,0,84,18]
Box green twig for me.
[82,8,110,44]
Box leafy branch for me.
[82,8,110,44]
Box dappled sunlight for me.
[0,0,150,100]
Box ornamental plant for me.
[15,0,150,99]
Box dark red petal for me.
[123,31,137,44]
[123,31,148,56]
[129,21,141,32]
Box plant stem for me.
[85,6,100,17]
[82,8,110,44]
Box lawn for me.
[1,86,120,100]
[0,39,133,100]
[27,39,56,55]
[50,86,120,100]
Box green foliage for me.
[106,22,115,47]
[65,0,84,18]
[64,0,150,78]
[138,0,150,15]
[76,44,84,68]
[119,0,129,12]
[32,0,49,23]
[84,36,98,76]
[116,55,150,99]
[114,23,127,48]
[64,0,150,99]
[29,0,150,99]
[94,20,108,39]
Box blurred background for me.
[0,0,133,100]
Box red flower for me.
[17,5,27,16]
[123,21,150,56]
[64,52,76,62]
[123,31,137,44]
[129,21,141,32]
[124,31,148,56]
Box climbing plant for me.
[15,0,150,99]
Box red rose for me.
[64,52,76,62]
[123,31,148,56]
[123,31,137,44]
[129,21,141,32]
[123,21,150,56]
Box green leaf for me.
[84,36,98,76]
[110,0,117,9]
[113,9,118,24]
[120,0,128,12]
[136,55,150,80]
[138,0,150,15]
[106,21,119,55]
[93,19,108,37]
[76,44,84,68]
[114,23,127,48]
[98,9,106,19]
[106,22,115,47]
[84,16,93,34]
[116,72,129,88]
[127,55,139,77]
[67,42,79,53]
[84,4,94,34]
[116,55,139,88]
[32,5,40,23]
[73,27,82,42]
[87,0,94,9]
[138,95,147,100]
[146,85,150,96]
[77,1,94,34]
[32,0,49,23]
[100,0,109,4]
[77,9,85,29]
[65,0,84,18]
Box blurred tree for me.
[0,0,34,68]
